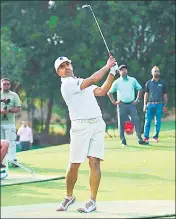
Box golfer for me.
[54,55,117,213]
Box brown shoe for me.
[56,196,76,211]
[77,199,96,213]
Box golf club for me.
[81,4,119,72]
[9,160,36,176]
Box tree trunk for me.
[40,96,44,132]
[44,94,53,134]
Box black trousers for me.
[117,103,142,142]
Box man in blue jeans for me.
[143,66,168,143]
[108,64,148,147]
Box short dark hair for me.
[1,78,11,83]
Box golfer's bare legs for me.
[66,163,81,196]
[56,163,80,211]
[88,157,101,201]
[0,140,9,163]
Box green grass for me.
[1,123,175,207]
[152,120,175,131]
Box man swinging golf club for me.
[54,55,117,213]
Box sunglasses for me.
[3,83,10,86]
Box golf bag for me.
[124,121,134,135]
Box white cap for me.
[54,57,71,71]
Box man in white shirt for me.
[17,121,33,151]
[54,55,117,213]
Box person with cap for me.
[107,65,148,147]
[0,139,9,179]
[143,66,168,143]
[1,78,21,168]
[54,55,117,213]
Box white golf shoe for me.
[77,199,97,213]
[56,195,76,211]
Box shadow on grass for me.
[79,170,174,182]
[129,145,175,151]
[28,167,66,174]
[9,166,66,176]
[105,145,175,151]
[103,171,174,182]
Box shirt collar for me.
[61,76,75,82]
[120,75,129,81]
[1,90,10,93]
[151,78,160,82]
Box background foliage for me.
[1,1,175,140]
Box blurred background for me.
[1,0,175,147]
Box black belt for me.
[121,101,133,104]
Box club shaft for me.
[89,6,111,54]
[10,160,35,175]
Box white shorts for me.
[69,118,106,163]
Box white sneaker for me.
[153,137,159,142]
[56,195,76,211]
[122,143,127,148]
[77,199,96,213]
[0,169,8,179]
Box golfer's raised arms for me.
[80,55,116,90]
[93,73,115,96]
[55,56,117,92]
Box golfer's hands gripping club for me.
[111,63,119,76]
[108,53,119,76]
[106,55,117,76]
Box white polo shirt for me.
[17,126,33,143]
[61,77,102,120]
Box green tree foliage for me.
[1,27,26,81]
[1,1,175,136]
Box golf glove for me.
[110,63,119,76]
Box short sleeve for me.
[62,78,84,94]
[144,81,149,92]
[163,81,167,94]
[108,80,118,94]
[134,78,142,91]
[13,93,21,107]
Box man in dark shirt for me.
[143,66,168,143]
